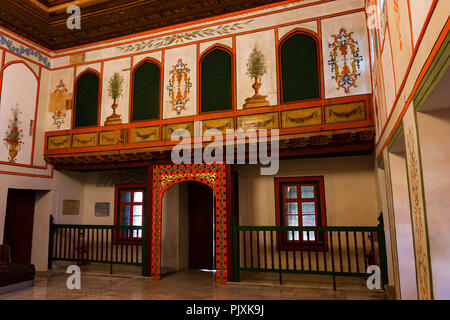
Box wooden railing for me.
[232,215,388,288]
[47,216,145,275]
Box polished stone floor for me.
[0,265,385,300]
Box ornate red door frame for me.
[151,163,228,283]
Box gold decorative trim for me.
[72,132,98,148]
[282,107,322,128]
[130,126,160,144]
[202,118,234,135]
[47,135,71,150]
[161,173,216,188]
[237,112,278,130]
[162,122,194,141]
[99,130,126,146]
[325,101,366,124]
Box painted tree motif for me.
[328,28,363,94]
[4,104,24,163]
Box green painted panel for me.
[201,49,232,112]
[74,72,99,128]
[281,33,320,102]
[133,62,160,121]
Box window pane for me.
[287,231,300,241]
[134,192,143,203]
[121,192,131,202]
[301,202,315,214]
[303,231,316,241]
[121,214,130,226]
[285,202,298,214]
[133,205,143,216]
[285,186,297,199]
[133,216,143,227]
[302,215,316,227]
[121,206,130,215]
[301,186,314,198]
[286,215,298,226]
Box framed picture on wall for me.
[95,202,110,217]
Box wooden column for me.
[144,164,153,277]
[226,164,238,281]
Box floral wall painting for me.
[104,72,124,126]
[321,12,371,99]
[0,62,36,165]
[167,58,192,115]
[4,104,24,163]
[49,80,72,130]
[328,28,363,94]
[243,45,270,109]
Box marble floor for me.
[0,266,386,300]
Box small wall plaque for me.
[63,200,80,215]
[95,202,110,217]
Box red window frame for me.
[113,184,146,245]
[274,177,327,251]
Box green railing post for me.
[232,216,240,282]
[377,213,389,287]
[47,215,54,270]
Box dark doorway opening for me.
[188,182,215,270]
[3,189,36,264]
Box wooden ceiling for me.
[0,0,284,50]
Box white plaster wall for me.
[381,40,396,115]
[76,63,101,77]
[133,51,162,66]
[52,170,85,225]
[161,183,189,271]
[199,38,233,55]
[238,155,380,227]
[81,172,115,225]
[417,108,450,299]
[386,0,413,92]
[388,151,418,300]
[0,63,38,165]
[31,190,53,271]
[377,167,395,286]
[34,68,51,167]
[278,21,318,39]
[409,0,434,46]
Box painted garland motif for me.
[152,164,227,283]
[118,20,254,52]
[405,127,433,299]
[328,28,363,94]
[167,59,192,115]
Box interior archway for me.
[161,181,215,276]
